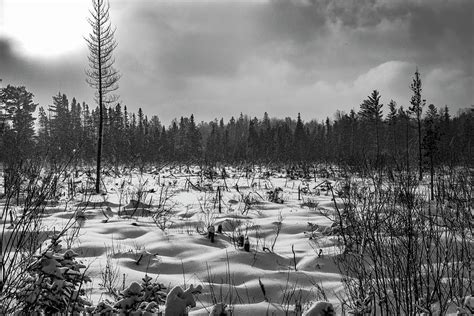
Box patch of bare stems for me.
[0,158,87,313]
[329,163,472,315]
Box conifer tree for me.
[398,106,411,172]
[359,90,383,163]
[37,107,50,155]
[187,114,201,160]
[423,104,440,200]
[0,85,37,162]
[386,100,398,158]
[248,117,259,161]
[409,69,425,180]
[294,113,306,161]
[49,93,72,160]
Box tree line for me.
[0,77,472,173]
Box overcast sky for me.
[1,0,473,124]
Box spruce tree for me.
[409,69,425,180]
[186,114,201,160]
[0,85,37,162]
[423,104,440,200]
[359,90,383,164]
[386,100,398,159]
[37,107,50,155]
[248,117,259,161]
[294,113,306,161]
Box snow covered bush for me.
[302,301,335,316]
[267,187,284,203]
[91,274,167,315]
[164,284,203,316]
[0,160,80,314]
[16,233,92,314]
[209,302,228,315]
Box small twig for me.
[292,244,298,271]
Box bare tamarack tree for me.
[85,0,120,193]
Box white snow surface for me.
[3,167,348,314]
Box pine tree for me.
[0,85,37,162]
[359,90,383,164]
[135,108,145,159]
[37,107,50,155]
[138,108,145,135]
[147,115,161,161]
[324,117,331,161]
[206,122,219,162]
[409,68,425,180]
[248,117,259,161]
[187,114,201,160]
[262,112,272,159]
[49,93,72,161]
[169,120,179,161]
[423,104,440,200]
[234,114,248,161]
[349,109,358,161]
[81,102,96,162]
[398,106,411,172]
[294,113,306,161]
[159,126,169,160]
[70,97,82,158]
[386,100,398,159]
[438,106,452,164]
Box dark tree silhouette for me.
[398,106,411,173]
[294,113,307,161]
[28,89,472,170]
[85,0,120,193]
[409,69,425,181]
[386,100,398,158]
[423,104,440,200]
[359,90,383,164]
[0,85,37,162]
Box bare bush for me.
[99,247,121,299]
[332,166,472,315]
[197,192,218,233]
[0,159,81,313]
[151,184,177,231]
[270,212,284,253]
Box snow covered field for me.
[2,165,347,314]
[1,165,472,315]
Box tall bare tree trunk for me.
[85,0,120,194]
[95,22,103,193]
[417,116,422,181]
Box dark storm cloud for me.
[407,1,474,68]
[256,0,328,44]
[258,0,474,73]
[117,2,263,89]
[99,0,474,119]
[0,38,12,60]
[0,36,91,109]
[1,0,472,123]
[0,38,21,72]
[160,31,242,78]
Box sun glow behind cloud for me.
[1,0,89,58]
